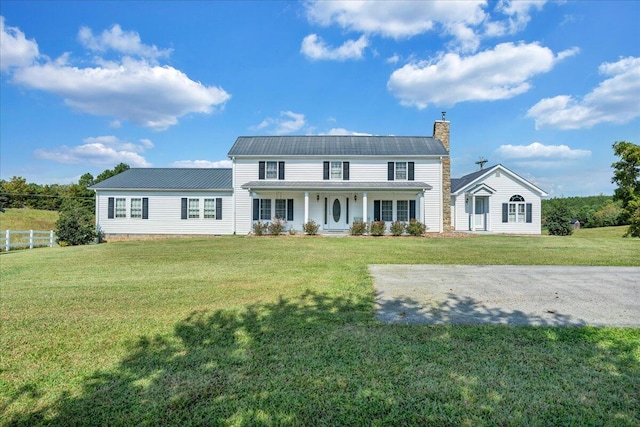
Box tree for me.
[546,204,573,236]
[95,163,130,184]
[612,141,640,237]
[56,205,97,246]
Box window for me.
[260,199,271,220]
[275,199,286,219]
[204,199,216,219]
[388,162,414,181]
[397,200,408,221]
[381,200,393,221]
[503,195,532,223]
[115,198,126,218]
[131,198,142,218]
[331,161,342,179]
[266,161,278,179]
[188,198,199,219]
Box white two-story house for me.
[90,117,546,236]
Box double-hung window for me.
[266,161,278,179]
[395,162,407,180]
[381,200,393,221]
[188,198,199,219]
[388,162,414,181]
[323,161,349,180]
[396,200,409,222]
[331,161,342,179]
[275,199,287,219]
[260,199,271,220]
[130,198,142,218]
[115,198,126,218]
[204,199,216,219]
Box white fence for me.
[2,230,57,252]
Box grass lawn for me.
[0,208,59,232]
[1,233,639,426]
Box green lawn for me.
[1,234,639,426]
[0,208,59,232]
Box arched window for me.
[505,195,527,223]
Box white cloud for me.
[387,42,577,108]
[78,24,172,60]
[301,34,368,61]
[489,0,548,36]
[527,56,640,129]
[496,142,591,160]
[6,22,230,130]
[34,136,152,167]
[255,111,307,134]
[0,16,39,72]
[170,159,232,168]
[322,128,372,136]
[386,54,400,64]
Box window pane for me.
[260,199,271,220]
[331,161,342,179]
[508,203,516,222]
[396,162,407,180]
[397,200,408,221]
[518,203,525,222]
[382,200,393,221]
[131,198,142,218]
[189,199,199,219]
[204,198,216,219]
[115,198,126,218]
[266,161,277,179]
[275,199,286,219]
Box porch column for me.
[471,194,476,231]
[419,192,425,224]
[362,192,368,223]
[304,192,309,224]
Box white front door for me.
[328,196,346,230]
[474,198,486,230]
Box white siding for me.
[96,190,234,235]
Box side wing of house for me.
[91,168,235,236]
[230,136,447,235]
[452,165,547,234]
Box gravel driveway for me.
[370,265,640,327]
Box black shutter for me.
[526,203,532,223]
[374,200,381,221]
[142,198,149,219]
[216,198,222,220]
[408,162,415,181]
[343,162,350,181]
[107,197,114,219]
[287,199,294,221]
[346,198,349,224]
[323,161,330,180]
[278,161,285,180]
[388,162,394,181]
[258,161,265,180]
[502,203,508,223]
[253,199,259,221]
[324,198,328,224]
[181,198,188,220]
[409,200,416,220]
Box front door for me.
[328,196,346,230]
[474,198,486,230]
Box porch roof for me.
[241,181,432,191]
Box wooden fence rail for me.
[2,230,57,252]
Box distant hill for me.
[542,195,625,228]
[0,208,59,231]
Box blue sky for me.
[1,1,638,196]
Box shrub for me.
[370,220,386,236]
[55,206,96,246]
[302,220,320,235]
[406,219,426,236]
[390,221,406,236]
[252,221,268,236]
[268,218,286,235]
[546,205,573,236]
[288,228,296,236]
[349,220,367,236]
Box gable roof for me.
[227,136,448,157]
[451,164,547,196]
[89,168,233,191]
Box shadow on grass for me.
[6,291,639,426]
[376,293,586,326]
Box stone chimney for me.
[433,113,451,232]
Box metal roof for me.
[89,168,233,190]
[451,165,499,193]
[241,181,432,191]
[227,136,448,157]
